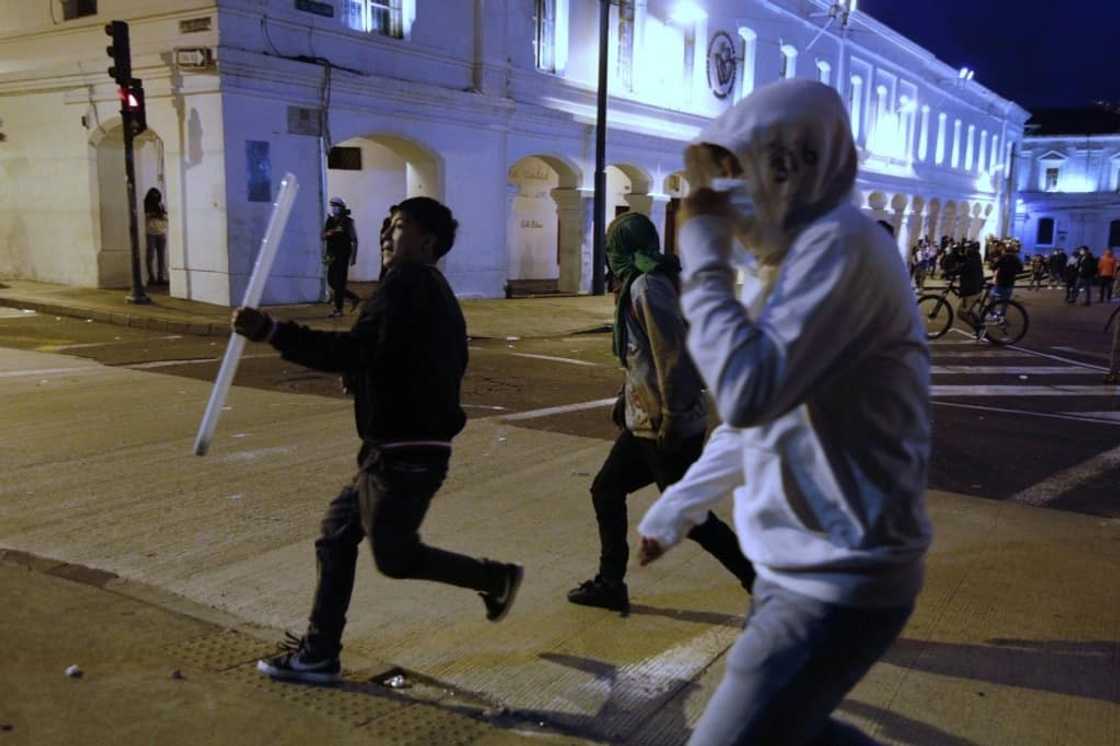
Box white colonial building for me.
[0,0,1029,305]
[1013,108,1120,255]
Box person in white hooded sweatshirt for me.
[637,80,932,745]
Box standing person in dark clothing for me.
[323,196,361,318]
[1051,249,1068,289]
[143,188,169,286]
[235,198,523,684]
[992,245,1023,301]
[1075,247,1097,306]
[567,212,755,615]
[945,242,984,326]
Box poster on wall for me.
[246,141,272,202]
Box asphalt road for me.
[2,286,1117,516]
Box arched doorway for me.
[93,123,165,288]
[662,171,689,256]
[605,163,653,220]
[505,154,583,295]
[325,134,441,282]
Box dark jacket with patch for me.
[269,261,467,462]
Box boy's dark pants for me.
[591,429,755,587]
[306,446,501,656]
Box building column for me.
[552,187,593,294]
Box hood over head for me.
[689,79,858,259]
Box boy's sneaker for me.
[256,633,341,684]
[481,562,524,622]
[567,576,630,615]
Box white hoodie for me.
[639,80,932,608]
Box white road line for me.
[470,346,606,368]
[1064,411,1120,422]
[931,351,1051,359]
[933,401,1120,427]
[931,366,1101,375]
[0,308,37,319]
[932,384,1120,397]
[124,353,279,370]
[502,398,616,422]
[0,365,104,378]
[509,352,606,367]
[1011,443,1120,507]
[1003,344,1108,371]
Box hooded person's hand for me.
[638,535,666,566]
[231,307,275,342]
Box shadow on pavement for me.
[884,637,1120,703]
[628,603,745,629]
[837,700,978,746]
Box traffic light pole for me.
[121,108,150,305]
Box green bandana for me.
[606,212,677,364]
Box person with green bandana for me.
[567,212,755,615]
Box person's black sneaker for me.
[481,562,524,622]
[567,576,630,614]
[349,295,361,312]
[256,632,341,684]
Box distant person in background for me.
[143,188,169,286]
[991,244,1023,302]
[323,196,361,318]
[1075,247,1097,306]
[1098,248,1116,303]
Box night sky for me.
[858,0,1119,113]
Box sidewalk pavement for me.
[0,279,615,340]
[2,346,1119,744]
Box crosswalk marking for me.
[930,366,1101,375]
[931,384,1119,397]
[930,351,1050,359]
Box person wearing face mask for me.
[566,212,755,615]
[323,196,361,318]
[637,80,932,745]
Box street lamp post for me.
[591,0,610,296]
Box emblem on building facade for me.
[707,31,738,99]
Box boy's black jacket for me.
[270,261,468,462]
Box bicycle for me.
[915,277,1029,345]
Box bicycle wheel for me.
[916,295,953,340]
[981,300,1029,346]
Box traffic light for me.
[105,20,131,85]
[120,78,147,135]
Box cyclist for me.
[945,242,984,326]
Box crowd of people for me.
[909,235,1120,307]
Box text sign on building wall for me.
[295,0,335,17]
[707,31,737,100]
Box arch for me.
[506,155,564,292]
[326,133,444,281]
[608,162,653,196]
[504,146,582,189]
[90,119,166,289]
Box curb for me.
[0,296,226,337]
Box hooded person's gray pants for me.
[688,578,912,746]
